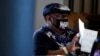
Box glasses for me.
[51,13,69,19]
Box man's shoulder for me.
[33,27,50,39]
[33,28,44,36]
[33,28,47,41]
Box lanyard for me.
[54,33,68,46]
[43,26,69,46]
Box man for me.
[33,3,80,56]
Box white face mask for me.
[59,21,68,30]
[51,16,68,31]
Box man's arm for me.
[47,49,65,55]
[47,33,80,55]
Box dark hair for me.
[43,3,71,17]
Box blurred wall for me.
[98,0,100,14]
[64,0,100,14]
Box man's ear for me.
[45,15,51,21]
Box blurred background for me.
[0,0,100,56]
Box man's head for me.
[43,3,71,31]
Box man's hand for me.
[67,33,80,52]
[47,33,80,55]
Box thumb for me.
[75,46,80,50]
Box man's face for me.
[50,13,69,31]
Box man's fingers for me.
[68,46,80,52]
[72,33,80,45]
[68,33,80,52]
[75,46,80,50]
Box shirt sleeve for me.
[33,30,52,55]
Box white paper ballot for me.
[78,19,98,53]
[78,19,85,44]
